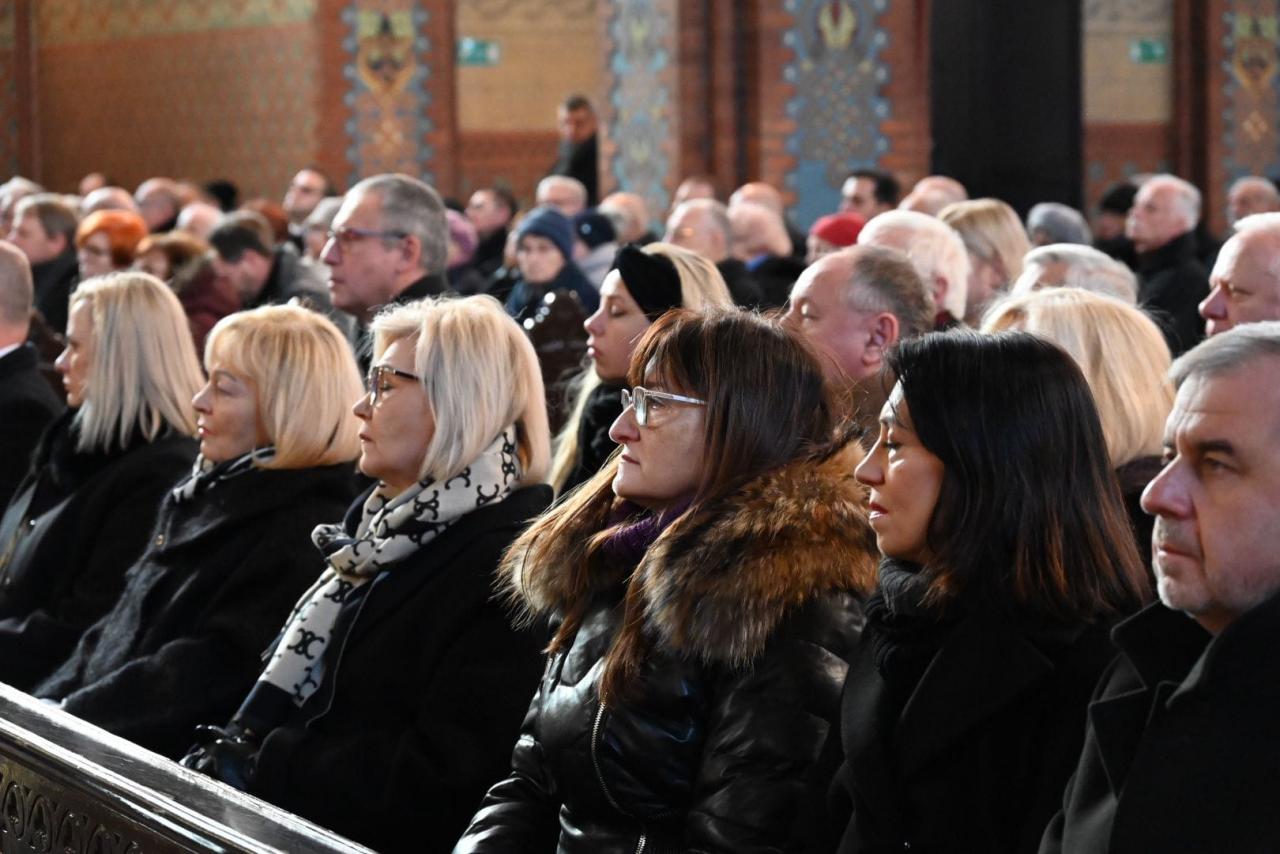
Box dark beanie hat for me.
[1099,182,1139,215]
[611,244,682,320]
[574,210,617,249]
[516,206,574,260]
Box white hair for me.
[1145,174,1201,229]
[858,209,970,320]
[1232,210,1280,235]
[1013,243,1138,303]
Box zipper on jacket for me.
[591,700,648,854]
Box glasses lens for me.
[367,366,383,403]
[633,387,646,426]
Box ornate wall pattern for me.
[600,0,676,223]
[1221,2,1280,181]
[779,0,891,228]
[340,4,436,186]
[0,2,18,178]
[36,0,315,44]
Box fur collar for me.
[507,441,877,666]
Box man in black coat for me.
[1127,174,1211,356]
[1042,322,1280,853]
[7,194,79,334]
[464,186,517,277]
[0,242,63,507]
[546,94,599,205]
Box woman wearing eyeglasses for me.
[183,295,553,854]
[456,308,878,853]
[32,304,362,758]
[551,242,733,495]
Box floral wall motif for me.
[1221,2,1280,181]
[780,0,892,227]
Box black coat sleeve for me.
[452,675,563,854]
[250,598,546,853]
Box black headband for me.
[611,244,682,321]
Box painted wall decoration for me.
[0,2,17,178]
[341,5,435,187]
[603,0,676,224]
[36,0,316,44]
[781,0,892,227]
[1222,3,1280,182]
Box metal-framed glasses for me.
[621,386,706,427]
[365,364,420,405]
[325,226,409,252]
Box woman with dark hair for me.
[457,309,879,852]
[829,331,1151,853]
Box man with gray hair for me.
[858,209,970,328]
[1226,175,1280,227]
[1043,321,1280,853]
[1199,211,1280,336]
[1126,173,1209,354]
[535,176,588,219]
[783,245,933,434]
[0,241,63,506]
[1013,243,1138,303]
[321,173,449,365]
[1026,202,1092,246]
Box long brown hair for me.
[505,308,843,700]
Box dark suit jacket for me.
[0,344,63,508]
[1135,232,1209,356]
[1041,597,1280,853]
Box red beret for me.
[809,212,866,247]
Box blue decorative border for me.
[340,3,436,187]
[1220,8,1280,184]
[781,0,892,228]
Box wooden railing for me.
[0,683,371,853]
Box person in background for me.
[939,198,1031,326]
[34,305,361,759]
[983,288,1174,575]
[898,174,968,216]
[807,211,866,264]
[75,210,149,281]
[0,241,63,507]
[444,209,486,295]
[547,94,599,205]
[1012,243,1139,304]
[134,231,240,351]
[1226,175,1280,228]
[300,197,342,263]
[664,198,764,307]
[0,273,200,691]
[1026,202,1092,247]
[282,167,335,252]
[135,178,182,233]
[466,187,518,277]
[859,209,971,329]
[459,308,878,852]
[8,194,80,333]
[599,192,657,245]
[1199,211,1280,336]
[552,242,733,495]
[185,295,553,854]
[840,168,900,221]
[571,209,619,289]
[504,206,599,322]
[829,331,1150,853]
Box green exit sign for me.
[1130,38,1168,64]
[458,37,500,67]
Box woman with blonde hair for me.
[184,295,553,854]
[982,287,1174,571]
[554,241,733,494]
[0,273,200,689]
[32,305,361,757]
[939,198,1032,326]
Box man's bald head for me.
[664,199,731,263]
[728,201,790,260]
[1228,176,1280,227]
[600,192,651,244]
[898,175,968,216]
[729,181,785,214]
[82,186,141,217]
[536,176,588,218]
[1202,213,1280,336]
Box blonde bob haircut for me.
[203,304,363,469]
[70,272,203,453]
[549,242,735,493]
[981,288,1173,467]
[371,295,551,485]
[939,198,1032,285]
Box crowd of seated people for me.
[0,151,1279,854]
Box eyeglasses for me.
[325,226,409,252]
[620,386,706,427]
[365,364,420,405]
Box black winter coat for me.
[458,444,878,853]
[829,600,1121,853]
[559,381,623,495]
[1040,596,1280,853]
[0,344,63,508]
[30,247,78,334]
[34,462,356,758]
[246,484,553,854]
[0,413,195,689]
[1135,232,1208,356]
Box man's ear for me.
[862,312,901,368]
[398,234,423,273]
[51,233,69,255]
